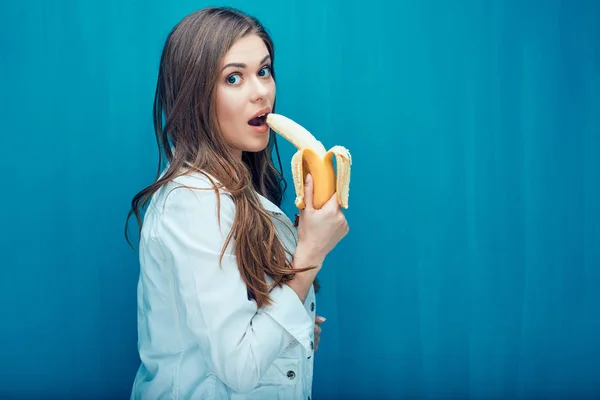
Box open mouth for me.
[248,111,269,127]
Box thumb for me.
[303,173,314,210]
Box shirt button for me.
[310,302,315,311]
[310,341,314,350]
[287,370,296,380]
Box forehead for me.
[221,34,269,64]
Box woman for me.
[126,6,348,399]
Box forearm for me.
[287,242,323,302]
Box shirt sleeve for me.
[156,183,314,393]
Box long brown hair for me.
[125,7,316,308]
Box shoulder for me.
[151,171,237,255]
[154,170,235,219]
[170,170,225,192]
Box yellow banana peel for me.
[266,113,352,210]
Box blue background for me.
[1,0,599,399]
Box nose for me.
[250,76,270,103]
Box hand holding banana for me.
[266,113,352,210]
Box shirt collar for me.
[169,150,286,216]
[181,167,284,216]
[255,192,285,216]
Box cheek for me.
[216,89,237,130]
[215,86,247,143]
[215,87,230,118]
[217,87,244,118]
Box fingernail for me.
[305,174,311,183]
[317,316,326,323]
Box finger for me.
[303,174,314,210]
[316,316,326,324]
[322,191,340,212]
[326,191,338,206]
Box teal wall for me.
[1,0,599,399]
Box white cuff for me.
[262,283,314,353]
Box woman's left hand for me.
[314,316,326,352]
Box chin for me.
[245,137,270,153]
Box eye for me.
[258,65,272,78]
[226,74,241,85]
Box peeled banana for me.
[266,113,352,210]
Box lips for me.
[248,107,271,127]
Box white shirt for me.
[130,171,317,400]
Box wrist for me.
[293,242,324,273]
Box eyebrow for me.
[222,55,271,71]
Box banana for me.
[266,113,352,210]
